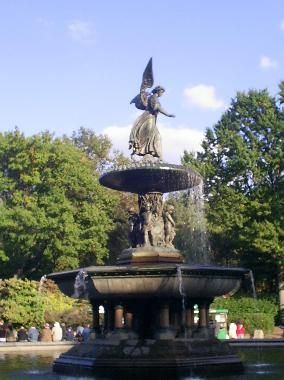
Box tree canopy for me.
[0,129,116,278]
[182,83,284,292]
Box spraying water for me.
[249,270,257,299]
[73,270,88,298]
[189,180,210,264]
[177,266,186,336]
[38,275,47,294]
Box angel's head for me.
[152,86,165,97]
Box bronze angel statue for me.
[129,58,175,161]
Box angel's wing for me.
[130,58,154,110]
[141,57,154,91]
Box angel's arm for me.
[152,98,175,118]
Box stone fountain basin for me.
[47,265,249,300]
[99,162,202,193]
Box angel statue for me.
[129,58,175,161]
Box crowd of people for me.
[0,319,92,343]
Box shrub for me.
[212,296,278,335]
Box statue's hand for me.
[169,114,175,118]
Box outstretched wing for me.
[130,58,154,110]
[141,57,154,91]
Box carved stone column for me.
[193,299,212,339]
[185,303,195,337]
[155,302,174,339]
[113,304,128,339]
[114,304,124,329]
[125,312,133,330]
[199,302,207,328]
[90,300,100,335]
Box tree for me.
[183,85,283,297]
[70,127,113,172]
[70,127,137,264]
[0,129,116,278]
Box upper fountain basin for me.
[99,162,202,194]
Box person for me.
[61,322,67,340]
[65,326,75,341]
[28,326,39,342]
[6,324,17,342]
[75,325,84,342]
[0,320,7,343]
[51,322,63,342]
[228,322,237,339]
[129,86,175,160]
[17,326,28,342]
[217,323,227,340]
[39,323,52,342]
[236,321,245,339]
[82,324,91,342]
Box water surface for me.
[0,348,284,380]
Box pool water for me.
[0,348,284,380]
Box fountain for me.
[47,58,249,377]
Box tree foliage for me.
[0,129,116,278]
[183,84,283,291]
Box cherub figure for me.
[127,207,141,248]
[129,58,175,161]
[140,202,153,246]
[163,204,176,248]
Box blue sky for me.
[0,1,283,163]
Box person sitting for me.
[51,322,62,342]
[28,326,39,342]
[0,320,7,342]
[17,326,28,342]
[65,326,75,341]
[6,324,17,342]
[39,323,52,342]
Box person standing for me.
[229,322,237,339]
[236,321,245,339]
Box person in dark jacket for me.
[0,320,7,342]
[17,326,28,342]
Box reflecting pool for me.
[0,348,284,380]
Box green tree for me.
[183,85,283,296]
[70,127,136,264]
[0,129,116,278]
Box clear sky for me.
[0,1,283,163]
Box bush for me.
[0,278,45,327]
[212,296,278,335]
[0,278,79,328]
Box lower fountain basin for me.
[47,264,249,300]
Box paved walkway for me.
[0,341,76,352]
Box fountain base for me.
[117,246,184,265]
[53,337,243,376]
